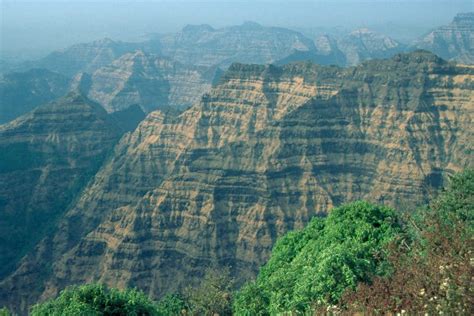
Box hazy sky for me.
[1,0,472,61]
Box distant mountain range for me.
[1,13,472,125]
[16,38,162,77]
[157,21,317,67]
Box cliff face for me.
[416,12,474,64]
[1,51,473,314]
[0,93,122,286]
[159,22,317,67]
[0,69,70,124]
[337,29,407,66]
[73,51,220,113]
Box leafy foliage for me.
[184,267,234,316]
[340,169,474,314]
[30,284,158,316]
[234,201,402,314]
[155,294,186,316]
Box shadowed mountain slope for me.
[0,69,70,124]
[0,93,123,284]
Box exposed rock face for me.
[0,93,122,286]
[274,34,346,66]
[0,69,70,124]
[337,28,407,66]
[1,51,473,314]
[416,12,474,64]
[159,22,317,67]
[313,34,347,64]
[73,51,220,113]
[20,38,162,77]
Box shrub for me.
[340,170,474,314]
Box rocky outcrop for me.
[0,93,122,287]
[274,34,347,66]
[337,28,406,66]
[159,22,317,67]
[1,51,473,314]
[73,51,220,113]
[0,69,70,124]
[416,12,474,64]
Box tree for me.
[30,284,158,316]
[156,294,187,316]
[184,267,234,316]
[0,307,11,316]
[234,201,402,314]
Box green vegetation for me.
[184,268,234,316]
[30,284,159,316]
[28,170,473,315]
[340,169,474,314]
[233,201,402,314]
[155,294,186,316]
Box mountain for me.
[18,38,162,78]
[158,22,317,67]
[313,34,347,65]
[1,51,473,314]
[72,51,221,113]
[415,12,474,64]
[274,35,347,66]
[0,69,70,124]
[0,93,123,284]
[337,28,407,66]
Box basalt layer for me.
[1,51,473,314]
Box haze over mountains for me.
[0,5,473,315]
[2,13,473,125]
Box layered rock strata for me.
[416,12,474,64]
[1,51,473,314]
